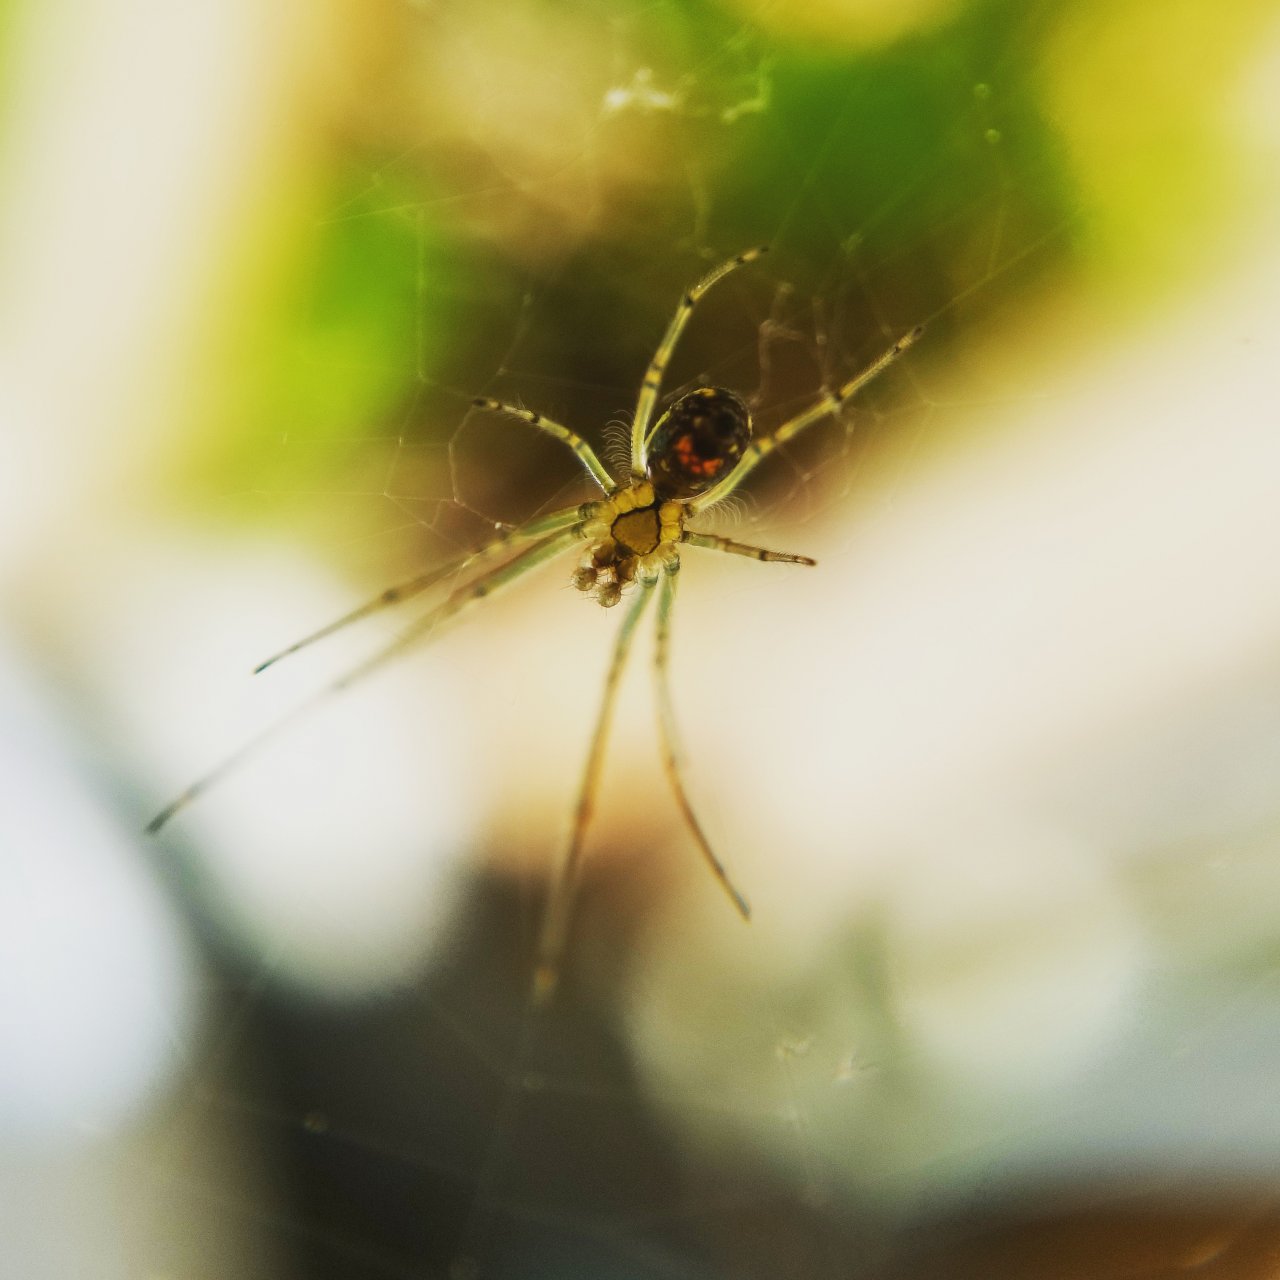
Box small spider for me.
[148,246,920,997]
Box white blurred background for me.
[3,0,1280,1275]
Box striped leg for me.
[682,531,816,567]
[471,398,613,493]
[652,561,751,919]
[147,527,579,835]
[253,505,588,674]
[690,325,922,514]
[534,578,657,1001]
[630,246,769,477]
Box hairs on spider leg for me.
[601,418,632,477]
[703,491,755,531]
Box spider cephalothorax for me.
[571,480,682,607]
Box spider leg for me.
[682,531,816,567]
[534,577,657,1001]
[253,505,588,675]
[689,324,923,514]
[471,398,613,493]
[146,527,580,835]
[630,246,769,477]
[652,561,751,919]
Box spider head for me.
[645,386,751,500]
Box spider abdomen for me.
[645,386,751,500]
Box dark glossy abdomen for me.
[645,387,751,500]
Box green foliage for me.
[194,165,447,517]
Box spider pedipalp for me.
[570,480,685,607]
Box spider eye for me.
[645,387,751,500]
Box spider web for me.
[7,1,1280,1277]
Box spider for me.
[148,246,921,998]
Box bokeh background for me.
[4,0,1280,1276]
